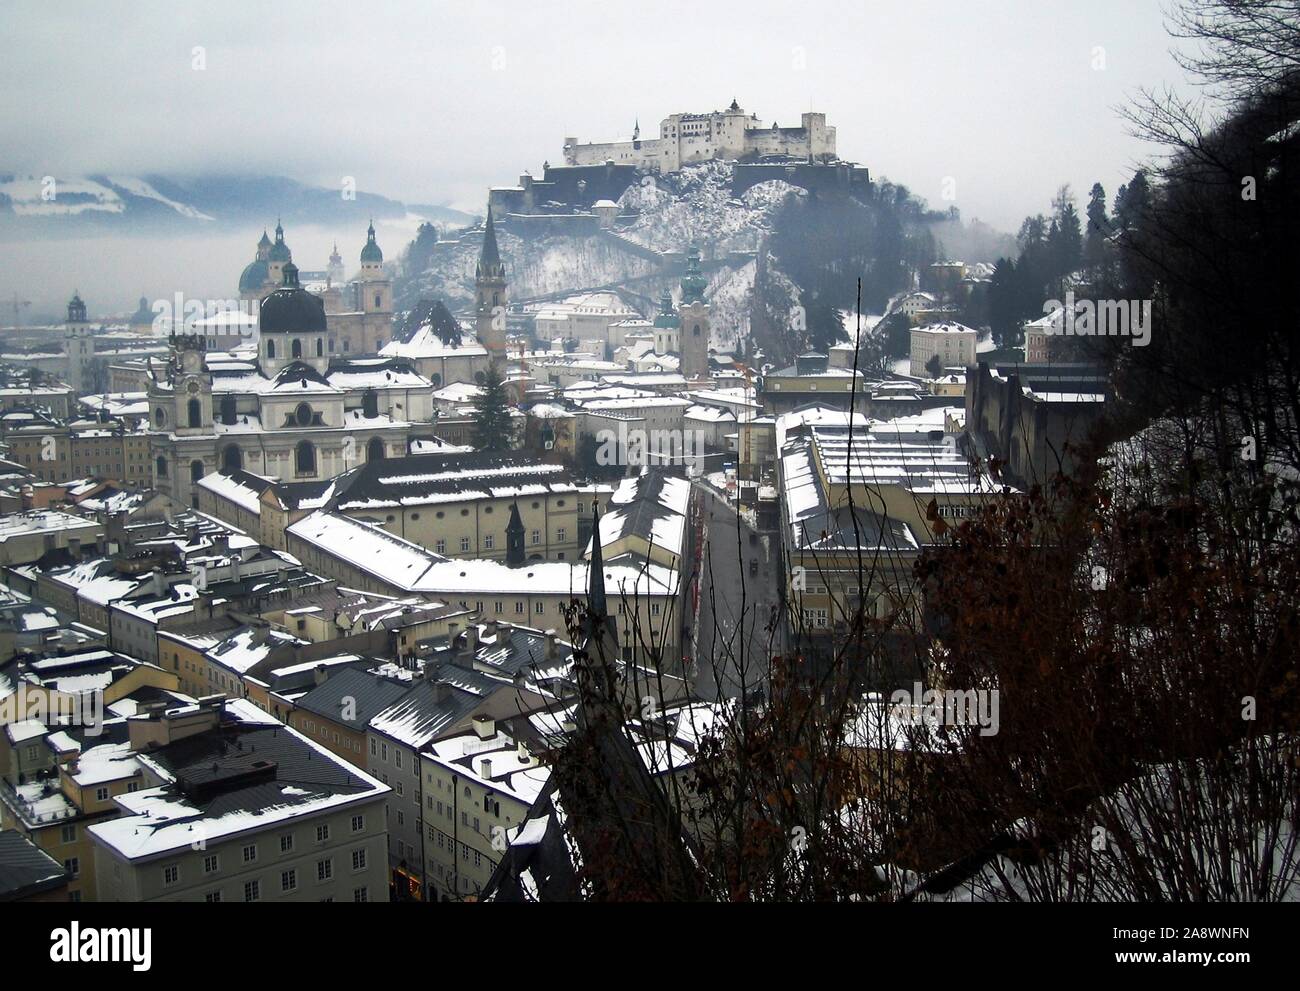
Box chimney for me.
[544,629,558,660]
[478,757,493,779]
[483,619,499,642]
[462,625,479,657]
[472,714,495,740]
[433,681,452,704]
[313,664,328,687]
[151,570,164,596]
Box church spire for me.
[477,208,503,278]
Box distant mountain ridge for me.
[0,173,474,238]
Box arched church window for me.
[190,460,204,483]
[222,445,242,472]
[266,339,276,359]
[316,338,324,357]
[156,456,168,479]
[374,293,381,308]
[292,339,303,359]
[187,399,202,428]
[294,403,313,427]
[295,441,316,476]
[367,437,385,463]
[219,395,236,425]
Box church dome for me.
[360,222,383,263]
[259,264,326,334]
[239,259,270,293]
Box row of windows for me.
[165,844,369,890]
[261,335,389,359]
[161,819,367,885]
[428,528,565,554]
[204,882,368,902]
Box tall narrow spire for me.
[586,506,607,625]
[477,209,503,277]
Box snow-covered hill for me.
[397,161,805,350]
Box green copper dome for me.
[680,245,706,304]
[653,288,679,328]
[239,259,270,293]
[360,221,383,263]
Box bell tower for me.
[475,209,508,366]
[359,221,390,313]
[63,291,93,393]
[678,245,710,381]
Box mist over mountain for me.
[0,172,474,240]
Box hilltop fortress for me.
[563,99,837,172]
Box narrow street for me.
[689,481,785,701]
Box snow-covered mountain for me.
[0,173,473,237]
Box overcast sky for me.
[2,0,1195,230]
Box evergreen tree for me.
[472,365,513,452]
[989,257,1021,347]
[1084,182,1110,270]
[1048,185,1083,287]
[1113,169,1151,231]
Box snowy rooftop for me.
[87,699,389,861]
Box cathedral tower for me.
[267,220,292,287]
[359,221,390,313]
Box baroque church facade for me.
[148,261,433,507]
